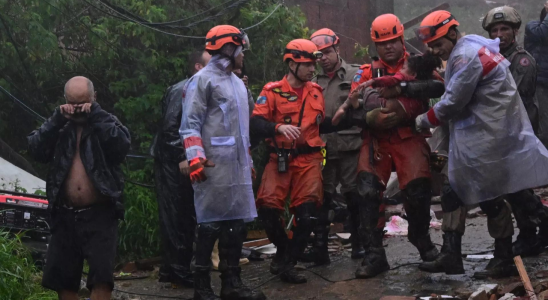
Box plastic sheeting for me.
[179,55,257,223]
[430,35,548,205]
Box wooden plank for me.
[243,238,271,248]
[402,3,450,29]
[514,256,538,300]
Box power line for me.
[0,86,46,122]
[93,0,208,38]
[243,2,282,31]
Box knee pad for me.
[479,198,505,219]
[403,178,431,208]
[294,202,317,234]
[357,172,382,203]
[441,182,463,213]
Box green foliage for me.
[0,179,28,194]
[1,0,308,261]
[0,231,56,300]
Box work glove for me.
[415,112,435,131]
[365,107,399,130]
[189,157,215,183]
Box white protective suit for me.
[179,55,257,223]
[417,35,548,205]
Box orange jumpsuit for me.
[253,76,325,211]
[351,54,432,227]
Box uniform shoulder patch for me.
[256,95,267,105]
[309,82,323,92]
[520,57,531,67]
[263,81,283,91]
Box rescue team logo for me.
[280,92,291,98]
[520,57,530,67]
[283,116,292,124]
[273,88,282,93]
[353,69,363,82]
[287,95,298,102]
[256,96,267,105]
[478,46,506,76]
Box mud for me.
[113,216,548,300]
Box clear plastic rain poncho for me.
[431,35,548,205]
[179,54,257,223]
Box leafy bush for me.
[0,231,56,300]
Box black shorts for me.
[42,202,118,292]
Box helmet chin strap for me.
[290,62,306,83]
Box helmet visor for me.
[414,26,438,42]
[310,35,337,49]
[414,15,456,42]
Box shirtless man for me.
[28,76,131,300]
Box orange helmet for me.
[205,25,249,52]
[370,14,404,43]
[310,28,340,50]
[283,39,323,63]
[415,10,460,44]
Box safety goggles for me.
[284,49,323,60]
[414,15,455,42]
[310,34,338,49]
[206,30,250,50]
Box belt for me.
[269,146,322,155]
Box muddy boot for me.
[419,232,464,274]
[300,193,332,265]
[258,208,288,275]
[473,237,517,279]
[280,203,316,284]
[413,234,439,262]
[194,266,220,300]
[220,267,265,300]
[355,229,390,278]
[513,228,542,257]
[346,191,365,259]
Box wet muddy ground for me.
[112,216,548,300]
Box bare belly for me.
[63,128,106,207]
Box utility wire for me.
[0,86,46,122]
[242,2,282,31]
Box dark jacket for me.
[151,79,188,162]
[27,102,131,216]
[525,15,548,84]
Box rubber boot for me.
[473,237,517,279]
[258,208,288,275]
[355,229,390,278]
[346,191,365,259]
[300,193,332,265]
[219,220,266,300]
[419,232,464,274]
[404,178,439,262]
[220,267,265,300]
[280,203,316,284]
[513,228,542,257]
[194,266,220,300]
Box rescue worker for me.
[526,2,548,149]
[151,49,210,288]
[308,28,364,264]
[350,14,439,279]
[526,1,548,250]
[250,39,354,284]
[483,6,548,258]
[414,10,548,278]
[179,25,265,300]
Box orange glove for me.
[189,157,215,183]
